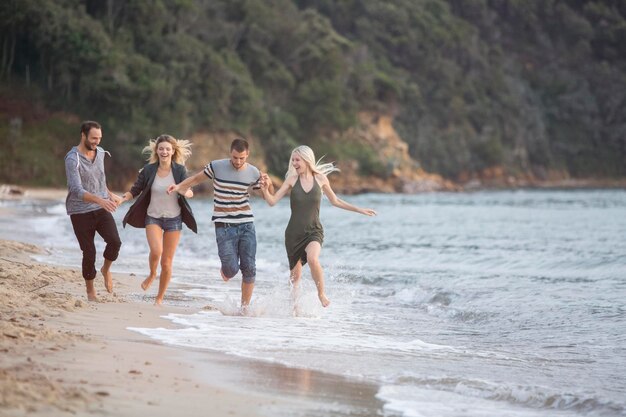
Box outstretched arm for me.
[168,171,208,196]
[83,190,118,212]
[319,175,376,216]
[261,174,296,206]
[119,167,148,205]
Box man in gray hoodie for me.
[65,121,122,301]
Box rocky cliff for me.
[183,113,457,195]
[329,113,458,194]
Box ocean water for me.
[2,190,625,417]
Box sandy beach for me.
[0,239,268,416]
[0,237,382,417]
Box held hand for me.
[100,198,118,213]
[359,207,377,216]
[116,193,129,207]
[260,173,271,190]
[110,193,123,206]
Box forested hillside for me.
[1,0,624,187]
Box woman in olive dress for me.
[260,145,376,307]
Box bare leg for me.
[290,261,303,315]
[100,259,114,293]
[305,242,329,307]
[85,279,98,301]
[290,261,303,302]
[154,230,181,305]
[241,282,254,314]
[142,225,163,291]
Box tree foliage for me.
[1,0,624,184]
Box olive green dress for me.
[285,177,324,269]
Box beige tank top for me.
[147,170,181,218]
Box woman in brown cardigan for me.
[119,135,197,305]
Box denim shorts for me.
[215,222,256,283]
[145,214,183,232]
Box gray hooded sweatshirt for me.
[64,146,110,215]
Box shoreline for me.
[2,178,625,204]
[0,239,383,416]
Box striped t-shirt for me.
[203,159,261,224]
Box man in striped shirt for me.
[168,138,271,313]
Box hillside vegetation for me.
[1,0,624,187]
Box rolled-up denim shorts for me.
[145,214,183,232]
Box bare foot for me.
[100,267,113,293]
[240,304,250,316]
[141,275,156,291]
[292,303,301,317]
[154,297,163,306]
[86,280,98,301]
[220,268,230,282]
[318,293,330,307]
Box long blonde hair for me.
[285,145,339,178]
[142,134,192,165]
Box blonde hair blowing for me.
[143,134,192,165]
[285,145,339,178]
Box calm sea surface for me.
[2,190,625,416]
